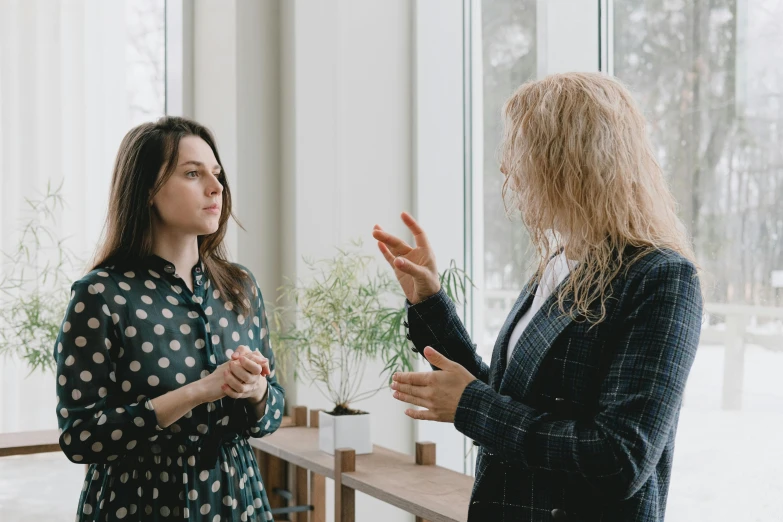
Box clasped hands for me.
[221,345,271,405]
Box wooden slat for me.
[249,427,472,522]
[415,442,437,522]
[335,448,355,522]
[416,442,436,466]
[249,427,335,479]
[2,422,472,521]
[294,465,308,522]
[259,451,287,511]
[340,446,471,522]
[294,406,308,427]
[0,417,294,459]
[310,471,326,522]
[310,409,321,428]
[0,429,60,457]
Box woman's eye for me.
[186,171,198,178]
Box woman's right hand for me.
[372,212,440,305]
[195,360,232,404]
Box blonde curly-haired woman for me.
[374,72,702,522]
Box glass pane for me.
[126,0,166,124]
[479,0,538,358]
[614,1,783,520]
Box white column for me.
[281,1,416,520]
[193,0,239,259]
[413,0,475,476]
[191,0,282,299]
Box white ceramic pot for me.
[318,410,372,455]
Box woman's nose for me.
[208,176,223,196]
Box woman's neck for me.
[150,228,200,277]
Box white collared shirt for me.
[506,250,577,364]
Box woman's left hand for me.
[391,347,477,423]
[223,345,271,404]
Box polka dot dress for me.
[53,256,285,521]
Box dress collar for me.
[139,254,205,277]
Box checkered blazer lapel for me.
[488,281,536,391]
[499,281,576,396]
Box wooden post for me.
[294,406,308,427]
[309,470,326,522]
[290,465,307,522]
[289,406,309,521]
[255,447,287,511]
[415,442,436,522]
[415,442,436,466]
[309,409,324,522]
[334,448,356,522]
[310,409,321,428]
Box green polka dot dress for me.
[53,255,285,521]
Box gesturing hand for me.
[372,212,441,305]
[224,345,271,404]
[391,347,477,422]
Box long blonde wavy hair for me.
[500,72,698,323]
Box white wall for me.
[193,1,416,521]
[282,1,415,520]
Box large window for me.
[473,0,783,519]
[613,1,783,520]
[0,1,166,519]
[478,0,538,361]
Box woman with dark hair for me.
[54,116,284,521]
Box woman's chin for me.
[195,223,220,236]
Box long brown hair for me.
[500,72,699,323]
[92,116,253,316]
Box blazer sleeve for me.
[406,289,490,384]
[453,258,703,501]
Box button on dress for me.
[53,255,285,521]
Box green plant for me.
[0,182,80,374]
[269,240,471,415]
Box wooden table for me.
[250,407,473,522]
[0,429,61,457]
[0,408,474,522]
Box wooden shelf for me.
[0,429,60,458]
[251,424,473,522]
[0,410,473,521]
[341,445,472,522]
[0,417,294,458]
[250,425,335,479]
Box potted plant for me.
[0,183,78,374]
[270,240,470,455]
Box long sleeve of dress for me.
[235,274,285,439]
[54,281,165,464]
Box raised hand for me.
[391,347,477,422]
[372,212,441,305]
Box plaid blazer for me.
[406,248,702,522]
